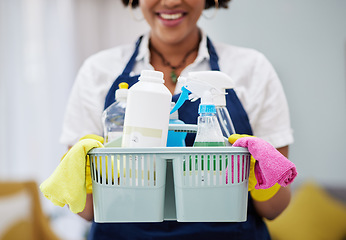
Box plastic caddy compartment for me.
[172,147,250,222]
[88,147,250,223]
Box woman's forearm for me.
[77,193,94,221]
[253,185,291,220]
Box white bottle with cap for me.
[122,70,172,147]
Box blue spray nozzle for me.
[170,86,191,114]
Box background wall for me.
[1,0,345,239]
[198,0,346,187]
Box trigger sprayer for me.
[171,74,226,147]
[171,71,236,140]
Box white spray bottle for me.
[188,71,236,139]
[171,76,226,147]
[171,71,236,145]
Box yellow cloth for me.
[228,134,281,201]
[40,135,104,213]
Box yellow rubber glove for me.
[228,134,281,202]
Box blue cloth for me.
[90,36,270,240]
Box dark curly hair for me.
[121,0,231,9]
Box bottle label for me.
[122,126,163,147]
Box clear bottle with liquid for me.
[193,104,225,147]
[193,103,225,171]
[102,82,128,146]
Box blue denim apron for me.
[89,37,270,240]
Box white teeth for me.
[160,13,183,20]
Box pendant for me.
[170,69,177,83]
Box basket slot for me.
[202,154,207,186]
[180,153,251,187]
[89,155,94,182]
[228,154,250,184]
[94,155,99,183]
[132,155,137,186]
[112,154,118,185]
[105,155,109,184]
[246,155,249,180]
[245,154,250,180]
[119,154,124,186]
[98,156,106,184]
[95,155,100,184]
[220,155,226,186]
[108,154,158,187]
[182,154,231,187]
[230,155,234,184]
[106,154,114,185]
[148,154,156,187]
[242,155,245,182]
[91,155,96,182]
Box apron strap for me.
[207,36,220,71]
[122,36,143,75]
[104,36,143,109]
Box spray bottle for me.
[171,71,236,141]
[188,71,236,139]
[171,76,226,171]
[171,77,225,146]
[102,82,128,146]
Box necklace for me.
[149,39,200,83]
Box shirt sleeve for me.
[245,53,294,148]
[59,58,106,146]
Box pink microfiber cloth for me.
[233,137,297,189]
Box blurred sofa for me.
[0,181,60,240]
[265,181,346,240]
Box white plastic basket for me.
[88,147,250,223]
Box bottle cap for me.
[198,104,216,114]
[138,70,164,83]
[115,82,129,100]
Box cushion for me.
[265,182,346,240]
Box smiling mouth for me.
[158,13,184,20]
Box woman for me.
[60,0,294,239]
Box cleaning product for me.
[193,90,225,171]
[174,71,236,140]
[171,75,226,171]
[190,71,236,138]
[193,101,225,148]
[167,102,187,147]
[102,82,128,146]
[122,70,172,147]
[171,74,226,147]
